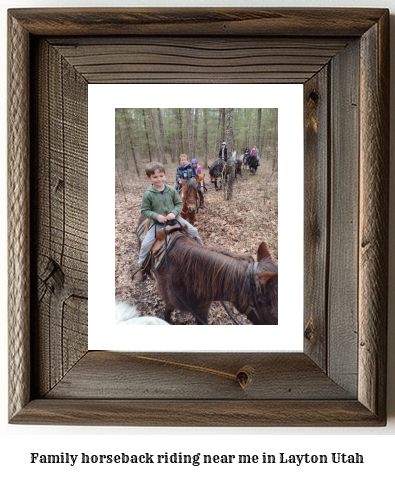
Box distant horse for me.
[197,173,207,194]
[179,178,198,225]
[245,154,259,175]
[115,299,170,325]
[209,159,229,190]
[234,159,242,178]
[154,237,278,325]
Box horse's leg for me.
[164,308,173,324]
[194,304,211,325]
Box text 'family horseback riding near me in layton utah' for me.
[29,451,364,467]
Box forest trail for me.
[115,158,278,325]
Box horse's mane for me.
[171,237,255,301]
[185,179,196,190]
[259,255,278,274]
[209,159,222,172]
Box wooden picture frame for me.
[8,8,389,426]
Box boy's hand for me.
[166,213,175,221]
[157,214,167,223]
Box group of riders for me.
[175,142,261,208]
[133,143,261,282]
[218,141,261,166]
[175,153,205,208]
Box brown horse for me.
[197,173,206,196]
[155,236,278,325]
[179,178,198,225]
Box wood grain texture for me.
[11,399,384,427]
[8,13,31,421]
[8,8,387,37]
[49,37,350,84]
[304,67,329,369]
[327,39,360,396]
[358,12,389,420]
[45,352,354,400]
[30,39,88,397]
[7,8,389,426]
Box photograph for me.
[115,107,278,325]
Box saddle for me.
[135,219,188,279]
[152,221,187,252]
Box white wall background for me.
[1,0,394,475]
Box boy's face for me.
[148,169,166,189]
[180,157,188,166]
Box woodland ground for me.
[115,158,278,325]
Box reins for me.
[220,301,243,325]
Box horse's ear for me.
[258,271,278,288]
[257,241,271,261]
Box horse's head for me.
[181,179,197,213]
[246,242,278,325]
[197,173,205,188]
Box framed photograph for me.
[90,87,303,351]
[8,8,389,426]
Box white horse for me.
[115,299,170,325]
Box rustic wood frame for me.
[8,8,389,426]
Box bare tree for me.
[215,108,226,155]
[177,108,184,155]
[272,108,278,171]
[141,109,152,162]
[120,108,140,178]
[224,108,234,201]
[186,108,193,160]
[221,108,226,143]
[193,108,199,158]
[157,108,167,164]
[203,108,208,168]
[148,108,163,164]
[114,108,278,171]
[115,116,128,201]
[256,108,262,147]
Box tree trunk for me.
[141,109,152,162]
[272,108,278,172]
[157,108,167,164]
[186,108,193,160]
[221,108,226,144]
[203,108,208,168]
[115,115,128,201]
[215,108,224,156]
[177,108,184,156]
[120,108,140,177]
[224,108,234,201]
[193,108,199,158]
[148,108,162,164]
[256,108,262,147]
